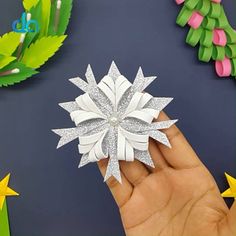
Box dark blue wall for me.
[0,1,235,235]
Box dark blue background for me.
[0,1,236,236]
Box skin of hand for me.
[98,112,236,236]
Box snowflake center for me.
[108,113,120,126]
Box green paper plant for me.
[0,0,73,86]
[176,0,236,78]
[0,202,10,236]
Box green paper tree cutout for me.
[0,202,10,236]
[176,0,236,78]
[0,174,18,236]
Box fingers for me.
[227,200,236,234]
[148,138,170,172]
[156,112,202,169]
[98,159,133,208]
[120,159,149,186]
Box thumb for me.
[226,200,236,234]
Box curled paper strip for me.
[175,0,236,79]
[53,62,177,183]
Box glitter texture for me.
[52,62,177,183]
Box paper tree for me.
[175,0,236,78]
[0,174,18,236]
[53,62,177,183]
[221,173,236,199]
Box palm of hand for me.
[98,113,235,236]
[121,165,228,236]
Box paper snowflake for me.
[52,62,177,183]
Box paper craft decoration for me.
[175,0,236,78]
[0,174,18,236]
[221,173,236,199]
[53,62,177,183]
[0,0,73,86]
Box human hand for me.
[98,112,236,236]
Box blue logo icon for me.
[12,12,39,33]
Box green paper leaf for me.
[23,0,39,10]
[0,32,20,56]
[0,201,10,236]
[0,62,38,87]
[39,0,51,37]
[21,1,42,53]
[0,55,16,69]
[48,0,73,35]
[21,35,66,69]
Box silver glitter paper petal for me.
[132,67,157,92]
[104,156,121,183]
[89,88,113,116]
[145,120,178,131]
[145,97,173,111]
[82,122,109,136]
[140,76,157,91]
[121,119,177,135]
[104,127,121,183]
[53,120,108,148]
[52,128,82,148]
[108,61,121,80]
[134,150,155,168]
[59,102,79,113]
[121,118,151,133]
[132,67,144,92]
[69,77,89,92]
[78,154,90,168]
[148,130,171,148]
[86,64,97,87]
[117,87,133,116]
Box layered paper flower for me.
[53,62,177,182]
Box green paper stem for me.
[0,201,10,236]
